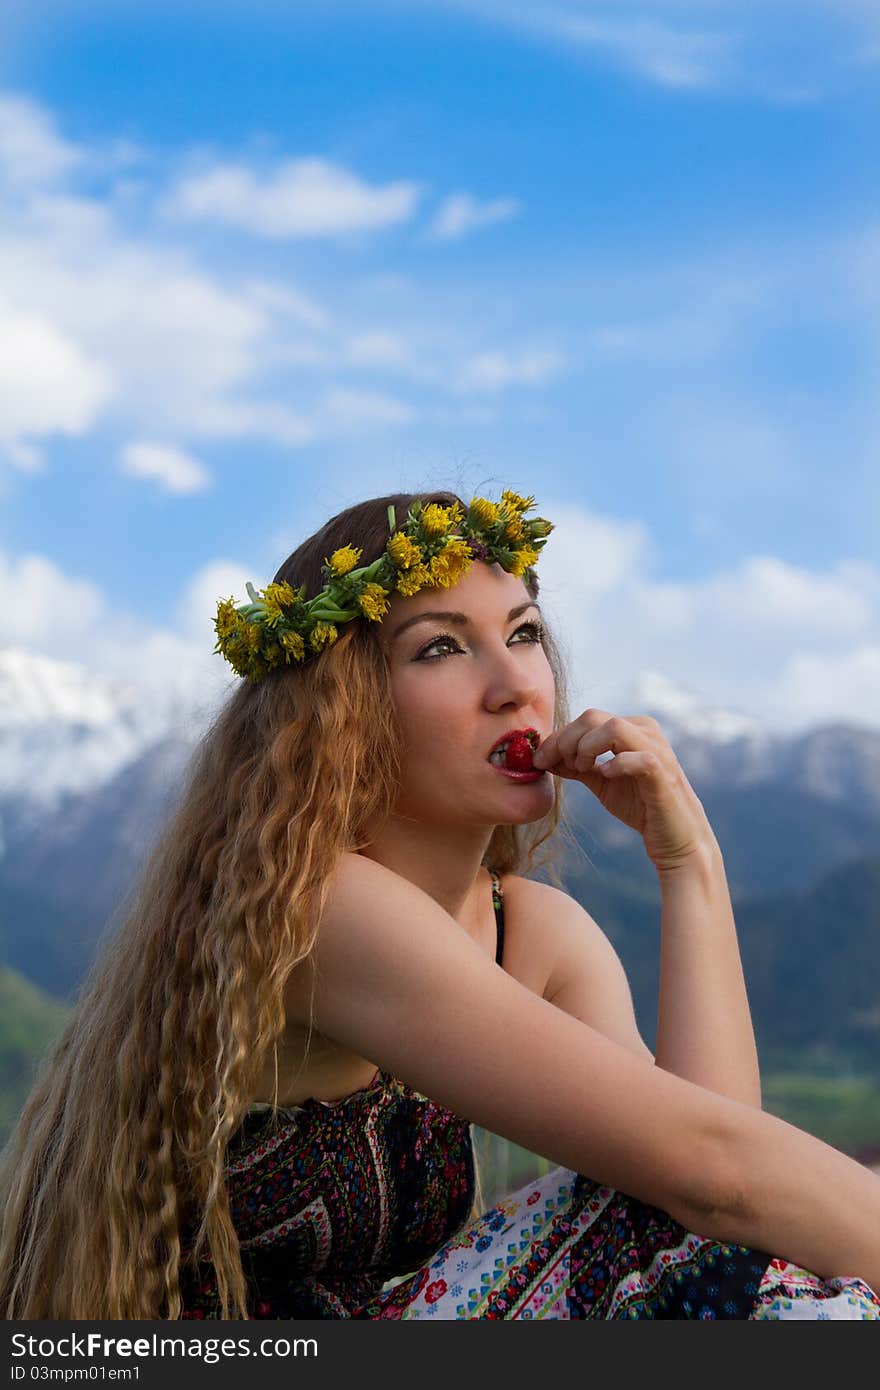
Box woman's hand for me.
[532,709,717,872]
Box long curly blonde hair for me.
[0,489,579,1320]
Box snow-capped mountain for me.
[0,645,209,818]
[630,669,768,744]
[629,667,880,807]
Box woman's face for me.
[379,561,556,829]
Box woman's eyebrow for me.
[391,600,541,642]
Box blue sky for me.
[1,0,878,735]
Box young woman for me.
[1,488,878,1320]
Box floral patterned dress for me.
[179,871,879,1320]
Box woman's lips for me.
[488,726,540,757]
[488,729,541,772]
[489,762,546,782]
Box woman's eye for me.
[416,621,544,661]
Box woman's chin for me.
[491,779,555,818]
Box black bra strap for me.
[489,869,505,968]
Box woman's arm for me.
[303,851,880,1293]
[655,838,762,1108]
[687,1094,880,1287]
[531,710,762,1106]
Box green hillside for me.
[0,966,71,1149]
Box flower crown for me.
[213,490,554,683]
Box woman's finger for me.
[597,750,663,780]
[536,708,621,767]
[568,713,652,768]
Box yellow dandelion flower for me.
[503,514,526,543]
[216,635,239,669]
[395,563,431,597]
[281,630,307,662]
[225,615,251,653]
[223,634,249,671]
[501,489,535,514]
[225,625,248,656]
[309,620,339,652]
[442,534,472,559]
[428,552,461,589]
[215,612,268,677]
[214,598,239,642]
[508,545,540,579]
[431,536,473,588]
[328,545,362,577]
[387,533,422,569]
[419,503,456,538]
[260,583,298,629]
[357,582,392,622]
[262,581,298,607]
[468,497,498,528]
[449,556,474,586]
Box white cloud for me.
[539,505,652,603]
[429,0,880,99]
[244,280,331,331]
[175,561,258,642]
[0,206,333,449]
[0,96,437,458]
[529,500,880,734]
[0,304,111,440]
[0,92,578,465]
[430,1,738,89]
[0,199,277,449]
[3,440,44,474]
[548,13,736,90]
[312,386,418,431]
[85,579,251,724]
[769,644,880,729]
[454,348,567,393]
[704,555,875,635]
[119,440,213,494]
[428,192,521,241]
[0,92,83,188]
[0,549,106,645]
[184,398,316,445]
[0,545,253,721]
[162,157,423,239]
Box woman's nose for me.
[485,660,540,709]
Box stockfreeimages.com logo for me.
[10,1331,317,1365]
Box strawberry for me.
[504,733,535,771]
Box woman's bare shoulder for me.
[281,862,552,1035]
[496,871,579,1001]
